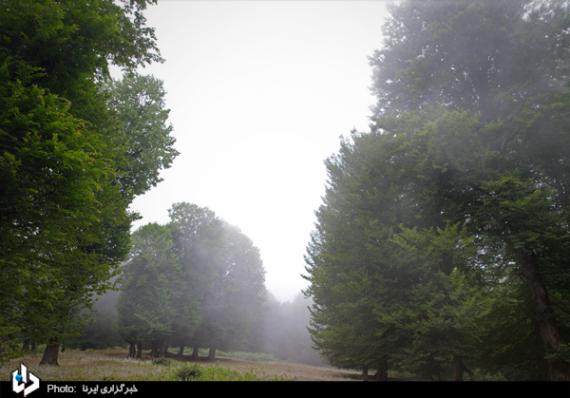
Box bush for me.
[175,365,202,381]
[172,364,267,381]
[152,358,171,366]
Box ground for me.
[0,348,361,381]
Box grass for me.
[169,348,275,362]
[0,347,286,381]
[217,350,276,362]
[173,364,264,381]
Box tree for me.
[307,0,569,380]
[370,0,568,121]
[305,126,491,379]
[115,204,266,360]
[379,225,491,380]
[0,0,177,365]
[105,73,179,198]
[305,133,404,378]
[0,58,132,364]
[168,203,221,357]
[202,222,266,356]
[370,0,570,378]
[169,203,266,359]
[118,223,179,358]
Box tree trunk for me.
[454,356,464,381]
[40,340,60,366]
[520,253,570,380]
[191,347,199,359]
[136,342,142,359]
[415,354,434,380]
[30,341,36,354]
[208,347,216,361]
[374,369,388,381]
[362,367,369,381]
[374,357,388,381]
[22,339,30,352]
[128,343,136,358]
[178,345,185,356]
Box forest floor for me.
[1,347,362,381]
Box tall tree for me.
[369,0,570,377]
[307,0,569,380]
[168,203,221,356]
[169,203,266,359]
[0,0,178,364]
[118,223,179,358]
[203,222,266,356]
[105,73,178,198]
[116,203,266,360]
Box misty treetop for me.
[305,0,569,381]
[119,203,267,360]
[0,0,177,364]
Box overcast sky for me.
[130,0,389,302]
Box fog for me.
[4,0,566,382]
[129,0,388,302]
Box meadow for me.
[0,347,358,381]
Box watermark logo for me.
[12,363,40,397]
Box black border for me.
[2,380,569,398]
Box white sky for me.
[130,0,389,302]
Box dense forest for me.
[0,0,568,383]
[304,0,570,381]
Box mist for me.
[129,0,389,302]
[1,0,568,385]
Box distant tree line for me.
[71,204,323,366]
[0,0,177,365]
[305,0,570,380]
[71,288,324,366]
[118,203,266,360]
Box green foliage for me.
[117,203,267,359]
[169,203,266,354]
[152,358,171,366]
[307,0,570,380]
[118,224,180,351]
[174,364,202,381]
[172,364,263,381]
[0,0,176,363]
[105,73,179,198]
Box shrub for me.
[152,358,171,366]
[175,365,202,381]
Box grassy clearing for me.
[173,364,277,381]
[1,347,360,381]
[167,348,275,362]
[0,348,283,381]
[216,351,276,362]
[1,348,166,381]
